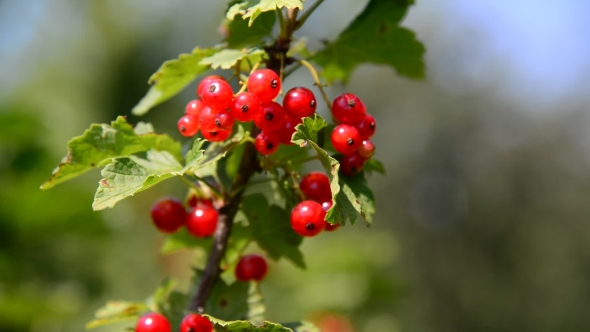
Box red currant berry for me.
[235,254,268,282]
[199,107,218,132]
[201,128,232,142]
[178,115,200,137]
[214,110,234,131]
[247,69,281,102]
[290,200,326,237]
[185,99,206,117]
[231,92,261,122]
[197,75,225,98]
[187,195,214,209]
[355,113,376,139]
[332,93,366,124]
[180,313,213,332]
[283,87,317,118]
[331,124,361,155]
[340,153,364,176]
[321,201,340,231]
[201,79,234,110]
[254,131,280,155]
[150,198,187,233]
[275,115,302,145]
[358,140,375,159]
[187,205,218,237]
[254,101,285,132]
[300,172,331,202]
[135,313,171,332]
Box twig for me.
[299,60,332,109]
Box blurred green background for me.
[2,0,590,331]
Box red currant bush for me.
[180,313,213,332]
[300,172,331,202]
[247,68,281,102]
[254,131,280,155]
[291,200,326,237]
[187,205,218,237]
[150,198,187,233]
[201,78,234,111]
[235,254,268,282]
[331,124,361,155]
[178,115,200,137]
[332,93,366,124]
[135,313,171,332]
[231,92,261,122]
[283,87,317,118]
[254,101,286,132]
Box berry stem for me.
[294,0,324,31]
[237,62,261,95]
[299,60,332,109]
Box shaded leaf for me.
[341,171,376,225]
[146,278,177,312]
[226,11,276,49]
[200,48,267,70]
[227,0,304,26]
[281,321,320,332]
[41,116,181,190]
[241,194,305,268]
[206,315,292,332]
[363,157,386,174]
[205,279,250,321]
[314,0,425,82]
[132,47,218,116]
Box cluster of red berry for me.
[330,93,376,175]
[178,68,317,156]
[136,312,213,332]
[150,197,217,238]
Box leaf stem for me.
[299,60,332,109]
[294,0,324,31]
[276,8,288,40]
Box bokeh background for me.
[2,0,590,331]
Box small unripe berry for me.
[291,200,326,237]
[180,313,213,332]
[235,254,268,282]
[358,140,375,159]
[135,313,171,332]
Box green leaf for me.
[241,194,305,268]
[341,171,376,225]
[226,11,276,49]
[206,315,292,332]
[132,47,218,116]
[314,0,425,82]
[363,157,386,175]
[159,291,189,331]
[161,228,213,254]
[227,0,305,26]
[85,301,147,329]
[205,279,250,321]
[93,150,184,210]
[146,278,178,312]
[200,48,267,70]
[291,114,327,145]
[41,116,182,190]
